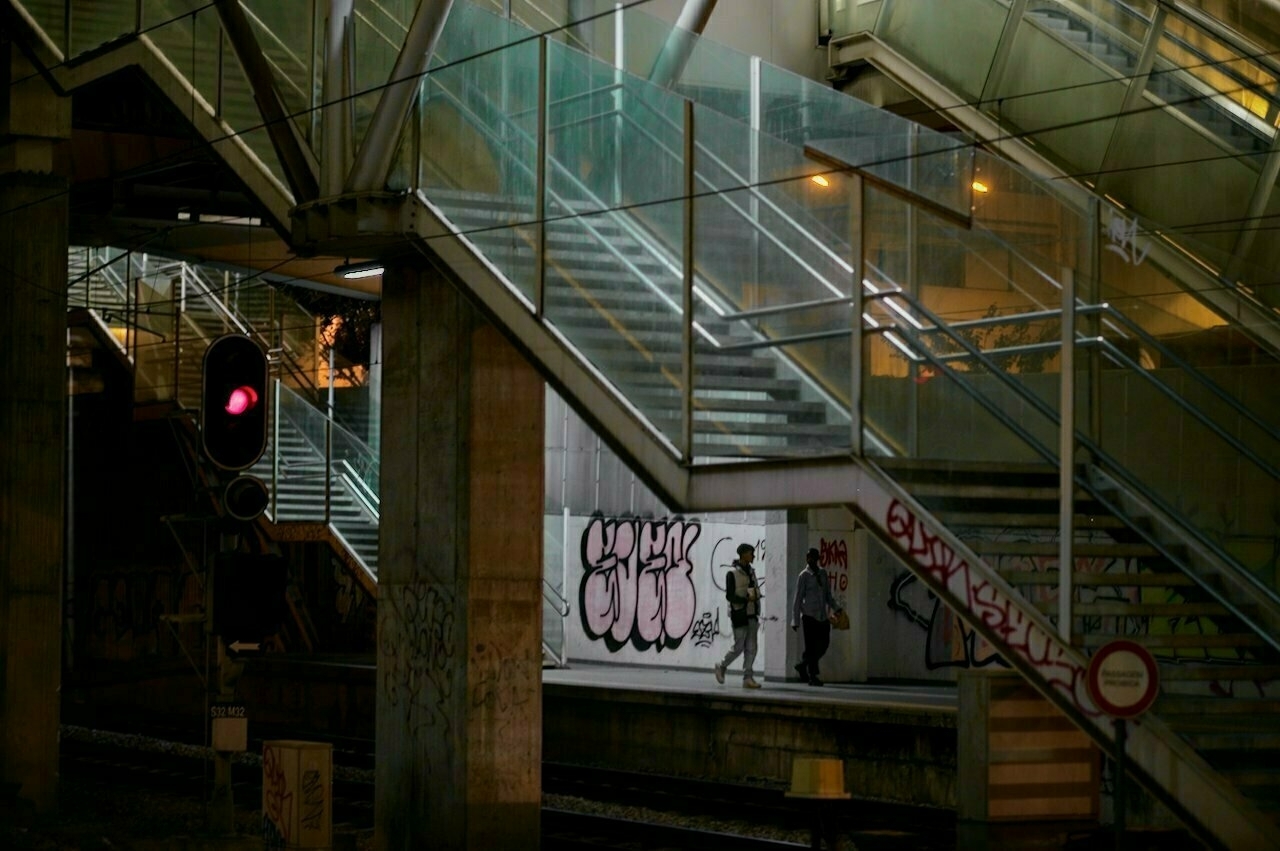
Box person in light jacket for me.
[714,543,762,689]
[791,547,842,686]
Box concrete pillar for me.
[0,44,70,813]
[762,509,808,682]
[376,263,543,850]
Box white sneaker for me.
[713,664,725,685]
[743,677,761,689]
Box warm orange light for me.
[811,175,830,187]
[972,180,990,194]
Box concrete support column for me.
[762,509,808,682]
[376,263,543,850]
[0,44,70,813]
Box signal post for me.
[198,334,282,835]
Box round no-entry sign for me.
[1086,639,1160,719]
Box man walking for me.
[791,547,842,686]
[714,543,762,689]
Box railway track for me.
[58,728,958,849]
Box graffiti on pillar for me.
[471,641,534,740]
[579,515,701,652]
[818,537,849,593]
[380,581,456,746]
[883,499,1096,715]
[262,742,294,847]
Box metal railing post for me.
[535,36,548,318]
[272,379,281,520]
[1058,267,1075,642]
[850,174,864,456]
[324,417,333,524]
[682,99,695,463]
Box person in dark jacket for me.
[791,547,842,686]
[714,543,762,689]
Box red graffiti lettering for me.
[884,500,1097,716]
[818,538,848,570]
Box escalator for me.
[827,0,1280,321]
[10,1,1280,846]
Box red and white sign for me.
[1086,639,1160,719]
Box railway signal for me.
[201,334,269,471]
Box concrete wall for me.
[544,683,957,807]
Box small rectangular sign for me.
[211,703,248,752]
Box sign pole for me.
[1085,639,1158,847]
[1114,718,1127,851]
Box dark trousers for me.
[800,615,832,679]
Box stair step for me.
[970,541,1159,557]
[1000,570,1195,587]
[1075,632,1267,649]
[1158,664,1280,682]
[933,511,1127,529]
[1033,600,1228,617]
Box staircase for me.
[882,457,1280,825]
[434,188,848,456]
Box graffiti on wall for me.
[85,569,203,661]
[579,516,702,652]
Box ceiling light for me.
[335,260,384,280]
[972,180,990,194]
[811,175,830,187]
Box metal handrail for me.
[542,578,570,617]
[870,267,1280,653]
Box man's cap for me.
[806,547,820,561]
[737,543,755,556]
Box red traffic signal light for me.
[201,335,269,471]
[224,385,259,416]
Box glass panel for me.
[242,0,317,136]
[329,415,380,577]
[1027,0,1154,79]
[69,0,135,57]
[352,0,411,146]
[134,262,177,404]
[421,23,541,305]
[274,383,331,522]
[861,171,1078,464]
[19,0,67,54]
[988,12,1129,180]
[1097,90,1256,260]
[543,44,688,449]
[1157,14,1279,151]
[875,0,1008,102]
[690,106,854,458]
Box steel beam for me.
[323,0,354,198]
[646,0,717,89]
[213,0,319,202]
[346,0,455,192]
